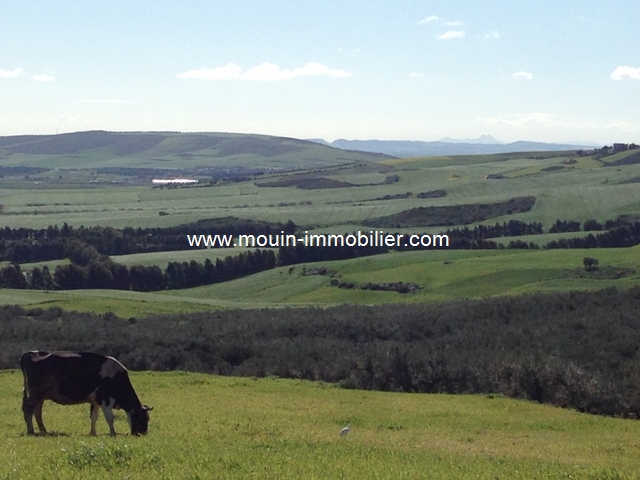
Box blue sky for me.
[1,1,638,144]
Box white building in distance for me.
[152,178,198,185]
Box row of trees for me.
[0,219,296,263]
[444,220,543,239]
[442,221,640,251]
[3,285,640,418]
[1,216,639,266]
[547,218,625,233]
[2,217,640,292]
[165,250,277,289]
[0,249,278,291]
[3,221,640,292]
[546,222,640,249]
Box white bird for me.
[339,426,350,436]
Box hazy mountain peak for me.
[322,137,593,157]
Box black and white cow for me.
[20,350,151,436]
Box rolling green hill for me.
[0,152,635,232]
[0,130,389,173]
[0,135,638,234]
[160,246,640,305]
[3,247,639,316]
[1,136,639,317]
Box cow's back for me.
[21,351,111,404]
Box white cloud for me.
[31,73,55,82]
[337,47,360,54]
[480,113,639,138]
[78,99,136,105]
[437,30,465,40]
[177,63,242,80]
[291,62,351,78]
[244,63,291,81]
[605,120,637,131]
[418,15,439,25]
[177,62,352,81]
[512,71,533,80]
[409,72,424,78]
[482,112,558,127]
[0,67,24,79]
[54,114,94,128]
[484,31,500,39]
[610,66,640,80]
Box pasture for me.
[2,246,640,316]
[2,147,640,233]
[1,371,638,479]
[163,246,640,305]
[109,247,259,269]
[0,288,217,318]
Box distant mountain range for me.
[0,132,601,173]
[309,136,599,157]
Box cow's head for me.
[130,405,152,435]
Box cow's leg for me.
[22,392,46,435]
[101,404,117,437]
[22,391,36,435]
[90,404,100,436]
[33,400,47,434]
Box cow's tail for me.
[20,351,39,397]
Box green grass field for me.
[161,246,640,305]
[0,289,219,318]
[2,148,640,232]
[1,371,638,479]
[2,246,639,316]
[110,247,259,269]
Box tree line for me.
[0,217,625,265]
[3,285,640,418]
[3,218,640,292]
[0,248,277,291]
[1,217,638,266]
[0,218,295,263]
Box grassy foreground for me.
[1,371,638,479]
